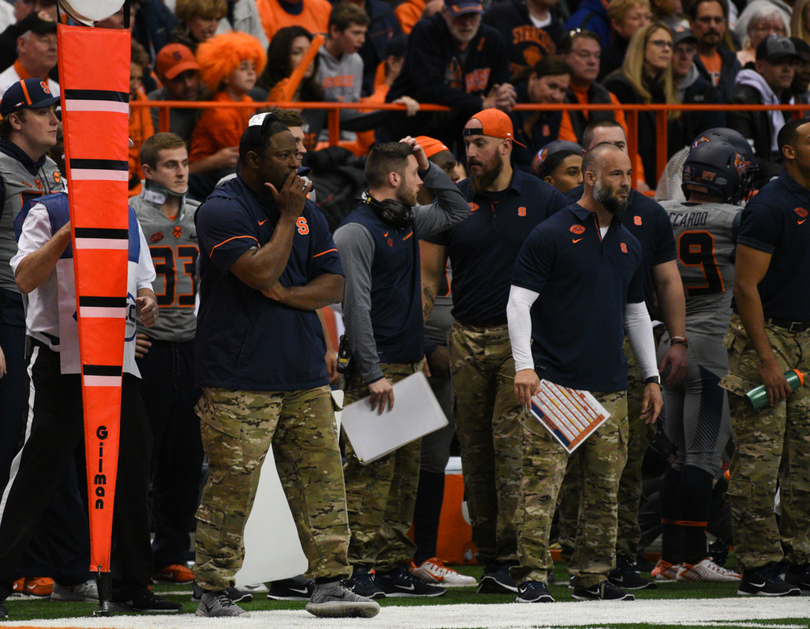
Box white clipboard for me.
[341,371,448,464]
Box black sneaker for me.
[110,588,183,613]
[477,563,518,594]
[267,576,314,600]
[227,587,253,604]
[0,598,7,619]
[785,564,810,593]
[608,559,656,590]
[739,564,802,596]
[375,565,446,597]
[572,580,635,601]
[516,580,555,603]
[343,566,386,600]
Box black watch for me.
[644,375,662,388]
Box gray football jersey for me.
[661,200,741,337]
[131,192,199,342]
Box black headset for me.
[359,191,413,229]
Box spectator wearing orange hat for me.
[420,109,567,594]
[148,43,204,144]
[188,31,266,199]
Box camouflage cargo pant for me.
[343,362,422,571]
[449,321,522,566]
[194,386,350,590]
[512,391,628,589]
[721,314,810,570]
[557,337,655,562]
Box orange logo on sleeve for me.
[570,224,585,234]
[795,207,808,218]
[518,207,526,216]
[469,202,479,212]
[634,216,642,225]
[296,217,309,235]
[620,242,628,253]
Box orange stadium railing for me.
[133,100,810,189]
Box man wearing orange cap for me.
[148,43,203,144]
[421,108,567,594]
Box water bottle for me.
[744,369,804,410]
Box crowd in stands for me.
[1,0,810,618]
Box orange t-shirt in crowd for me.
[129,89,155,198]
[699,51,723,87]
[189,91,256,163]
[395,0,425,34]
[558,84,645,186]
[255,0,331,43]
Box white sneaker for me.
[234,582,268,594]
[651,559,681,581]
[51,579,99,601]
[410,558,477,587]
[677,558,741,583]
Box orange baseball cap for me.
[465,108,526,147]
[156,43,201,81]
[416,136,451,159]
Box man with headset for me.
[335,137,468,599]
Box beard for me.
[594,179,629,216]
[396,185,418,208]
[470,154,504,194]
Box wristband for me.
[645,375,662,388]
[670,336,688,348]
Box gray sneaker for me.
[51,579,99,602]
[305,581,380,618]
[195,590,250,617]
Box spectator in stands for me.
[564,0,611,51]
[260,26,326,149]
[395,0,425,33]
[604,22,679,190]
[728,34,799,185]
[483,0,566,80]
[669,29,725,156]
[736,0,792,58]
[255,0,331,44]
[129,40,155,198]
[600,0,654,80]
[791,36,810,105]
[558,30,630,147]
[148,43,203,143]
[511,55,571,172]
[688,0,741,102]
[171,0,226,54]
[650,0,683,30]
[0,0,56,73]
[735,6,789,67]
[385,0,514,149]
[0,9,57,99]
[344,0,402,97]
[791,0,810,46]
[189,31,266,199]
[217,0,268,49]
[132,0,178,62]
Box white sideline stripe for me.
[3,597,809,629]
[79,307,126,318]
[63,101,129,114]
[70,170,129,181]
[75,239,128,250]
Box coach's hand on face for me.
[267,170,312,220]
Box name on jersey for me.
[667,210,708,228]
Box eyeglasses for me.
[695,15,726,24]
[649,39,674,48]
[752,24,786,35]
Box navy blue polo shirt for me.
[426,168,567,323]
[737,170,810,321]
[566,185,676,318]
[512,203,645,392]
[195,176,343,391]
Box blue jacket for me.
[564,0,611,48]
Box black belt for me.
[766,317,810,333]
[458,317,508,327]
